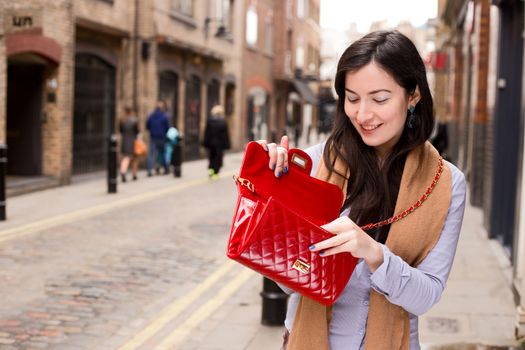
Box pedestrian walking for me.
[146,100,170,176]
[203,105,230,180]
[119,106,139,182]
[164,126,180,170]
[256,30,467,349]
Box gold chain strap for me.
[360,157,444,231]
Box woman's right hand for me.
[257,135,289,178]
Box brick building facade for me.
[1,1,75,185]
[0,0,320,191]
[272,0,320,146]
[0,0,242,186]
[436,0,525,338]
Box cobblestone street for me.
[0,155,245,349]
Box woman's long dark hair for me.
[324,30,434,243]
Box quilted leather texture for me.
[227,142,358,306]
[235,197,357,306]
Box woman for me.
[258,31,466,349]
[119,106,139,182]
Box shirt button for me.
[362,300,369,306]
[358,329,365,335]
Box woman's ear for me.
[408,85,421,107]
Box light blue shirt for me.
[282,144,467,349]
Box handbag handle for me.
[288,148,312,175]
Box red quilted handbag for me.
[227,142,358,306]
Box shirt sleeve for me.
[368,163,467,316]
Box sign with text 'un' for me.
[3,7,42,35]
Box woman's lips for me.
[359,124,382,134]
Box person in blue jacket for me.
[146,100,170,176]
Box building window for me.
[311,2,319,23]
[306,44,317,73]
[214,0,234,36]
[172,0,194,17]
[265,14,273,54]
[224,0,234,34]
[296,37,304,69]
[286,0,293,19]
[285,28,292,74]
[246,6,258,46]
[297,0,305,18]
[225,83,235,117]
[285,51,292,75]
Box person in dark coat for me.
[203,105,230,179]
[146,100,170,176]
[119,106,139,182]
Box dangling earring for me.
[407,106,416,129]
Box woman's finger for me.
[267,143,277,171]
[280,135,289,150]
[274,146,288,177]
[309,230,355,252]
[321,216,355,235]
[318,243,354,257]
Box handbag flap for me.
[238,142,344,225]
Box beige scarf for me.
[287,141,452,350]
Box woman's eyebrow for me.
[344,88,392,94]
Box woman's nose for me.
[355,102,372,123]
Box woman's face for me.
[343,61,420,158]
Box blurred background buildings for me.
[433,0,525,339]
[0,0,321,186]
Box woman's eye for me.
[347,97,358,103]
[373,98,389,103]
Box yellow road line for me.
[0,171,235,244]
[117,259,237,350]
[155,268,255,350]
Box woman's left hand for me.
[310,216,385,272]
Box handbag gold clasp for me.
[291,154,307,169]
[233,175,255,193]
[292,259,310,274]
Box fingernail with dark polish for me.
[319,251,325,256]
[272,164,276,171]
[276,172,281,178]
[284,166,288,174]
[309,245,315,250]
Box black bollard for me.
[260,277,288,326]
[0,144,6,220]
[107,134,117,193]
[172,136,183,178]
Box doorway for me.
[490,0,524,256]
[184,75,202,160]
[73,53,116,174]
[159,71,179,127]
[6,63,44,176]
